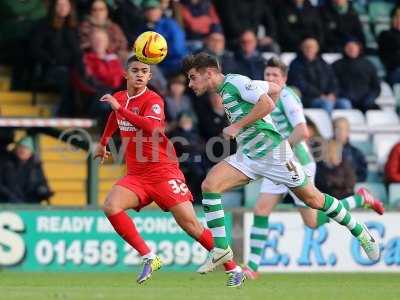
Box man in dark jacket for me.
[378,7,400,86]
[199,24,238,74]
[278,0,324,51]
[234,29,266,80]
[288,37,352,112]
[0,137,53,204]
[213,0,278,51]
[333,117,367,182]
[320,0,365,52]
[333,38,381,112]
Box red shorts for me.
[115,175,193,211]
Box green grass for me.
[1,272,399,300]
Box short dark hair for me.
[266,57,288,76]
[125,55,149,69]
[182,53,220,74]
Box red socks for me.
[198,229,237,272]
[107,211,151,256]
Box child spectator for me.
[79,0,128,60]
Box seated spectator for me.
[169,112,207,203]
[136,0,187,76]
[112,0,144,45]
[320,0,365,52]
[81,28,124,123]
[200,24,237,74]
[315,139,356,199]
[288,37,352,113]
[79,0,128,60]
[30,0,83,116]
[333,117,367,182]
[0,0,46,89]
[235,30,266,80]
[180,0,220,52]
[278,0,324,52]
[165,74,195,132]
[378,7,400,86]
[0,136,54,204]
[0,129,14,161]
[213,0,278,51]
[385,142,400,183]
[333,38,381,113]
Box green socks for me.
[247,215,269,272]
[202,192,228,249]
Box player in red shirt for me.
[94,56,243,287]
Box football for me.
[133,31,168,65]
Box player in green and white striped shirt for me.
[182,53,380,286]
[243,57,384,279]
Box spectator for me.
[0,136,53,204]
[180,0,220,51]
[378,7,400,86]
[200,24,238,74]
[112,0,144,45]
[165,74,195,131]
[0,129,14,161]
[79,0,128,60]
[278,0,324,52]
[30,0,83,116]
[0,0,46,89]
[136,0,187,76]
[234,30,266,80]
[169,112,207,203]
[320,0,365,52]
[333,38,381,113]
[385,142,400,183]
[333,117,367,182]
[213,0,278,51]
[288,37,352,113]
[315,139,356,199]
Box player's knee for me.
[303,218,318,229]
[201,178,220,193]
[102,196,121,216]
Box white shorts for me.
[260,162,316,207]
[224,141,307,189]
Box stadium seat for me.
[394,84,400,109]
[321,53,342,64]
[244,179,262,208]
[368,1,395,23]
[304,109,333,139]
[332,109,365,125]
[366,55,386,78]
[353,140,374,156]
[280,52,296,66]
[354,182,388,203]
[372,134,400,167]
[366,110,400,126]
[366,170,383,182]
[262,52,277,61]
[388,183,400,206]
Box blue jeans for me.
[311,97,352,114]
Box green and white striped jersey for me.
[217,74,282,159]
[269,86,314,166]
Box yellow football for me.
[133,31,168,65]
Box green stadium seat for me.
[366,55,386,78]
[354,182,388,203]
[353,140,374,156]
[368,1,395,23]
[388,183,400,206]
[244,180,261,208]
[366,170,383,183]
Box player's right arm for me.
[94,111,118,164]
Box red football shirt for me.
[100,88,182,181]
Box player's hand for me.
[93,144,111,164]
[222,124,241,140]
[100,94,121,111]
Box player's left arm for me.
[100,94,164,134]
[281,93,310,146]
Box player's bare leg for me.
[198,161,249,279]
[244,193,281,280]
[169,201,243,287]
[103,186,162,284]
[291,181,380,261]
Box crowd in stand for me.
[0,0,400,204]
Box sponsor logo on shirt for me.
[117,119,137,132]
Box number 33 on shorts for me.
[168,179,189,195]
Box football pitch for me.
[1,272,399,300]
